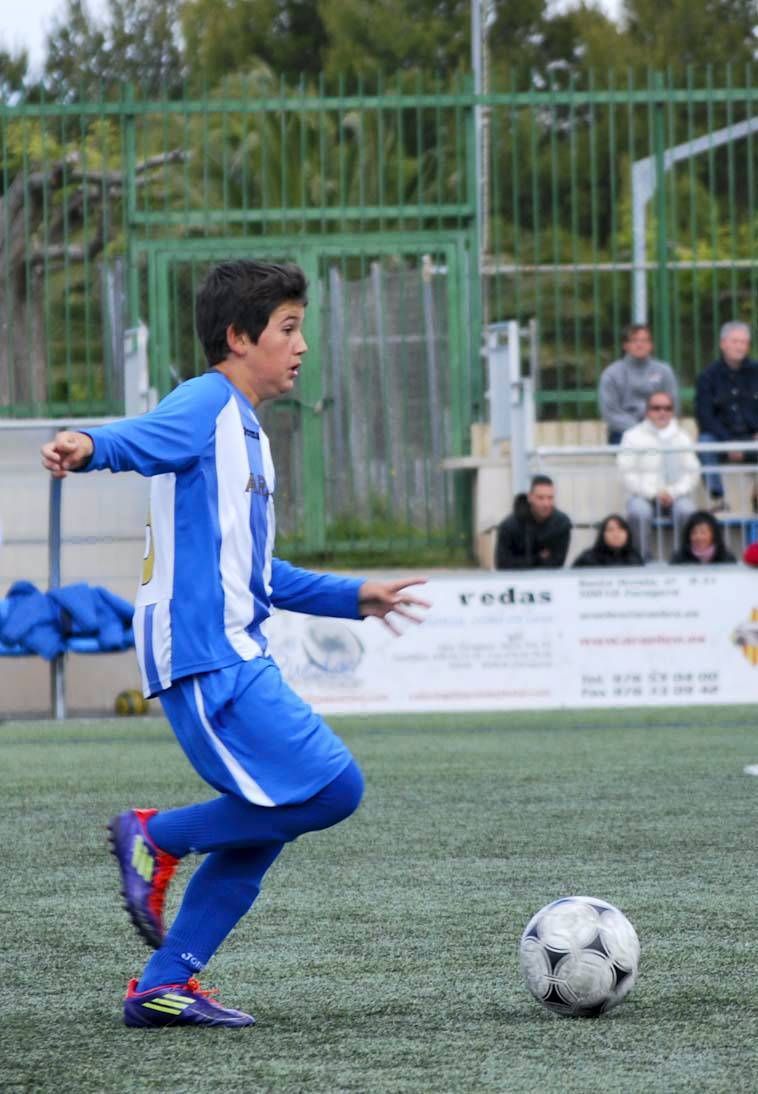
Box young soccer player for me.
[41,260,429,1029]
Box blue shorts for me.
[158,657,353,807]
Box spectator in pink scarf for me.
[669,510,736,564]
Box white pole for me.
[507,320,529,494]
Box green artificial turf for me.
[2,706,758,1093]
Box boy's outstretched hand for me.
[41,431,94,478]
[358,577,431,635]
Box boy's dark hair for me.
[195,260,308,365]
[529,474,554,490]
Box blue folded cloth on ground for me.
[0,581,134,659]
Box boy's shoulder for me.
[159,370,233,411]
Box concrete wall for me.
[0,425,149,718]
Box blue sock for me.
[146,757,364,857]
[136,760,364,991]
[138,843,282,990]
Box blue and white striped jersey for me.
[84,371,363,697]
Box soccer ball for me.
[519,896,640,1017]
[114,688,149,715]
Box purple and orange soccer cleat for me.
[123,977,255,1028]
[107,808,179,949]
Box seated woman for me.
[572,514,644,567]
[669,510,737,564]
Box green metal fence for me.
[485,69,757,416]
[0,69,755,550]
[142,232,472,551]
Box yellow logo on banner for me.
[733,609,758,666]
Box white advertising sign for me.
[266,569,758,713]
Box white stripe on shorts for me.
[191,677,275,806]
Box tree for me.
[488,1,627,88]
[43,0,185,100]
[622,0,757,70]
[0,45,29,100]
[43,0,108,100]
[180,0,329,88]
[101,0,185,95]
[321,0,469,80]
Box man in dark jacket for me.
[695,321,758,511]
[495,475,572,569]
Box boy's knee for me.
[295,758,365,836]
[334,758,364,820]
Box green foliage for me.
[320,0,469,80]
[1,0,755,423]
[41,0,107,101]
[0,45,29,101]
[41,0,185,101]
[0,119,64,177]
[489,0,625,86]
[1,0,755,98]
[181,0,329,90]
[280,495,471,567]
[623,0,757,69]
[128,61,461,245]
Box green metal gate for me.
[2,75,754,426]
[141,232,474,556]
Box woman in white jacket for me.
[617,392,699,559]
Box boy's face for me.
[232,300,307,404]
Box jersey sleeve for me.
[270,558,364,619]
[82,377,224,476]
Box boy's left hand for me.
[358,578,431,635]
[41,430,94,477]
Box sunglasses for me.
[648,403,673,411]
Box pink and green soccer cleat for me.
[123,977,255,1028]
[107,808,179,949]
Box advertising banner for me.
[266,569,758,713]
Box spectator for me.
[495,475,571,570]
[617,391,699,559]
[695,321,758,513]
[598,324,679,444]
[572,514,644,568]
[669,510,737,565]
